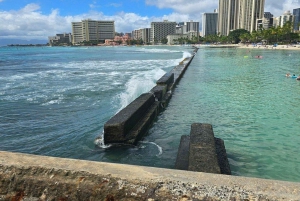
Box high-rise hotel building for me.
[218,0,265,36]
[71,19,115,44]
[202,10,218,37]
[293,8,300,31]
[150,20,177,44]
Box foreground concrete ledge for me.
[1,151,300,201]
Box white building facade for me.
[150,21,177,44]
[202,12,218,36]
[278,11,295,28]
[71,19,115,44]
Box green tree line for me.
[202,21,300,45]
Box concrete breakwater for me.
[104,47,198,145]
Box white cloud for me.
[146,0,217,14]
[1,1,299,41]
[265,0,300,16]
[0,3,195,40]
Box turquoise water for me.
[147,47,300,182]
[0,46,300,182]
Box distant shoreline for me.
[237,44,300,51]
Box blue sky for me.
[0,0,300,44]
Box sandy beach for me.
[237,44,300,50]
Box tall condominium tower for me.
[218,0,239,36]
[71,19,115,44]
[237,0,265,32]
[202,11,218,37]
[218,0,265,36]
[293,8,300,31]
[150,20,177,44]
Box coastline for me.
[238,44,300,51]
[193,43,300,51]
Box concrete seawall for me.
[1,151,300,201]
[104,48,198,145]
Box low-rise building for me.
[48,33,72,46]
[167,34,188,45]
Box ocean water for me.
[0,46,300,183]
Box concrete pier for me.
[1,151,300,201]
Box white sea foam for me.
[94,133,111,149]
[140,141,163,156]
[135,48,180,53]
[182,51,192,59]
[117,68,166,112]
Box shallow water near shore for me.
[0,46,300,183]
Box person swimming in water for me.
[286,73,291,77]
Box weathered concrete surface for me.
[156,72,174,91]
[215,138,231,175]
[175,135,231,175]
[150,85,167,102]
[188,123,220,174]
[124,101,160,145]
[104,93,155,144]
[175,135,190,170]
[1,151,300,201]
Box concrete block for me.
[104,93,155,144]
[150,85,167,101]
[156,72,174,90]
[125,102,160,145]
[188,123,221,174]
[215,138,231,175]
[175,135,190,170]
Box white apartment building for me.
[256,18,272,30]
[140,28,151,44]
[132,29,141,40]
[150,20,177,44]
[202,12,218,36]
[278,11,295,27]
[71,19,115,44]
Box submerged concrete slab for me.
[1,151,300,201]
